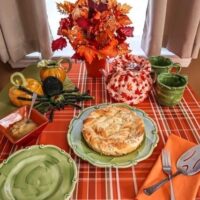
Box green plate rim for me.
[67,103,159,168]
[0,145,78,200]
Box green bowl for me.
[67,103,159,168]
[0,145,77,200]
[155,73,188,106]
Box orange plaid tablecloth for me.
[0,63,200,200]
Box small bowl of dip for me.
[0,106,48,145]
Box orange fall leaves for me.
[54,0,133,64]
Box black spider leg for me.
[55,102,62,110]
[64,102,82,109]
[62,87,79,94]
[59,100,65,109]
[17,97,33,101]
[49,107,55,122]
[81,90,90,96]
[18,86,46,99]
[17,96,49,102]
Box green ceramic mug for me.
[149,56,181,75]
[155,73,188,106]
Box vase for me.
[85,58,106,78]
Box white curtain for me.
[142,0,200,58]
[0,0,52,67]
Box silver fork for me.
[162,149,176,200]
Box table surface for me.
[0,63,200,200]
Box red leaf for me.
[88,0,96,9]
[97,3,108,12]
[88,0,107,12]
[52,37,67,51]
[57,18,72,35]
[117,27,134,37]
[72,53,83,60]
[76,17,90,29]
[116,35,126,43]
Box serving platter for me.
[0,145,77,200]
[67,103,159,168]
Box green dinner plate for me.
[0,145,77,200]
[68,103,159,168]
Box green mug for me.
[149,56,181,75]
[155,73,188,106]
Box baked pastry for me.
[82,105,145,156]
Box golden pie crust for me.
[82,105,145,156]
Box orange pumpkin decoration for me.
[9,72,43,107]
[37,58,72,82]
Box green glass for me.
[155,73,188,106]
[149,56,181,75]
[67,103,159,168]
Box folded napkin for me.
[136,134,200,200]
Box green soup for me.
[149,56,172,67]
[158,74,187,88]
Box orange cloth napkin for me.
[136,134,200,200]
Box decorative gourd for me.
[105,54,154,105]
[37,58,72,82]
[9,72,43,107]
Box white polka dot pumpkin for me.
[106,54,153,105]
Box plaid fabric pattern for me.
[0,63,200,200]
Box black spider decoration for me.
[17,76,94,121]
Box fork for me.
[162,149,176,200]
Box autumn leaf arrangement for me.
[52,0,134,64]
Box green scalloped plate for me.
[67,103,159,168]
[0,145,77,200]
